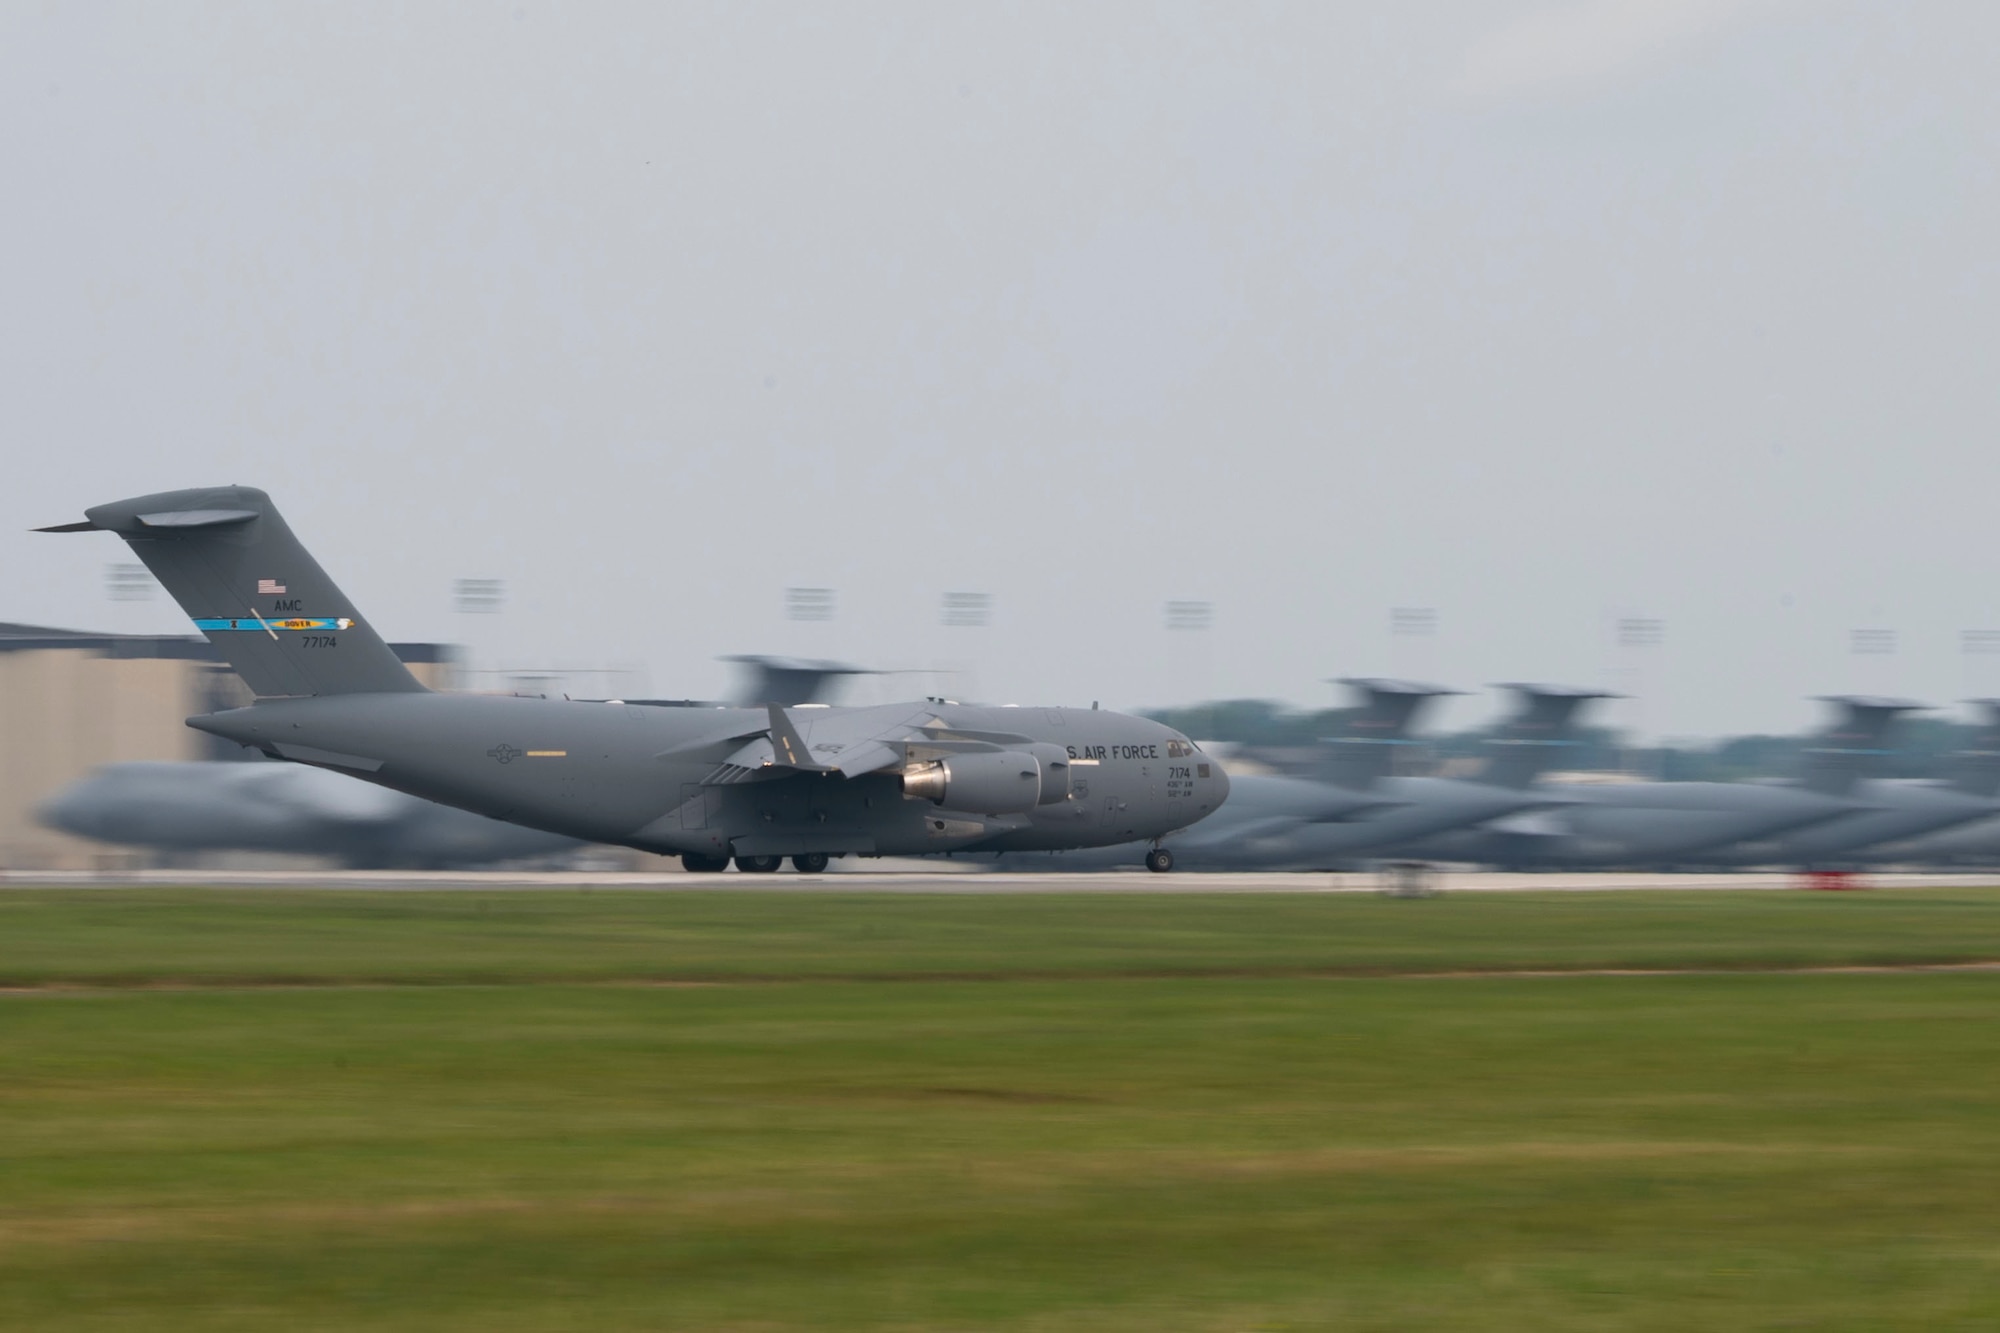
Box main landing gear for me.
[680,851,831,875]
[1145,847,1175,874]
[1378,860,1439,898]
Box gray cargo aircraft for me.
[991,678,1441,870]
[34,654,876,869]
[999,680,1598,871]
[1860,704,2000,864]
[39,759,584,868]
[1722,699,2000,867]
[42,487,1228,873]
[1873,816,2000,866]
[1414,696,1902,868]
[1223,682,1609,870]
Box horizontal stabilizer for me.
[134,508,259,529]
[41,509,263,533]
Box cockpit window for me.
[1166,739,1194,758]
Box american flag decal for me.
[258,578,286,595]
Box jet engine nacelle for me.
[902,751,1042,815]
[1025,743,1073,805]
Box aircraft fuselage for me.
[190,693,1225,861]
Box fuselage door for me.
[679,783,709,831]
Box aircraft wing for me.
[702,703,1000,785]
[1175,814,1317,851]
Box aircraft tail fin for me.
[1314,678,1460,789]
[1945,699,2000,797]
[1799,695,1921,795]
[38,486,425,698]
[1477,684,1615,789]
[722,654,876,706]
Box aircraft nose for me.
[1178,736,1228,809]
[35,787,94,836]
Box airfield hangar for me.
[0,622,455,870]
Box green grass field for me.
[5,887,2000,1330]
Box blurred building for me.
[0,622,454,869]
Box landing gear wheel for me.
[1379,861,1438,898]
[682,852,730,873]
[791,852,830,875]
[1145,848,1175,874]
[733,854,782,874]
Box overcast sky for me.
[5,2,1996,739]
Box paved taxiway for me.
[7,868,2000,892]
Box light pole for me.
[1850,627,1896,697]
[105,562,154,603]
[1390,606,1436,681]
[784,587,836,623]
[938,591,993,702]
[1165,601,1215,732]
[453,578,506,615]
[451,577,506,690]
[941,591,992,628]
[1615,616,1664,773]
[783,586,837,681]
[1962,629,2000,701]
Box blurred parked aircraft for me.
[1767,700,2000,867]
[1416,696,1905,869]
[39,759,583,869]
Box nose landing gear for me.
[1144,847,1175,874]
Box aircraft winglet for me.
[766,704,834,772]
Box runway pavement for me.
[7,867,2000,893]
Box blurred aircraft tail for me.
[721,654,876,706]
[1313,678,1460,789]
[1799,695,1921,795]
[1477,684,1615,789]
[36,486,425,698]
[1944,699,2000,797]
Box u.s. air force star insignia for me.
[487,744,521,764]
